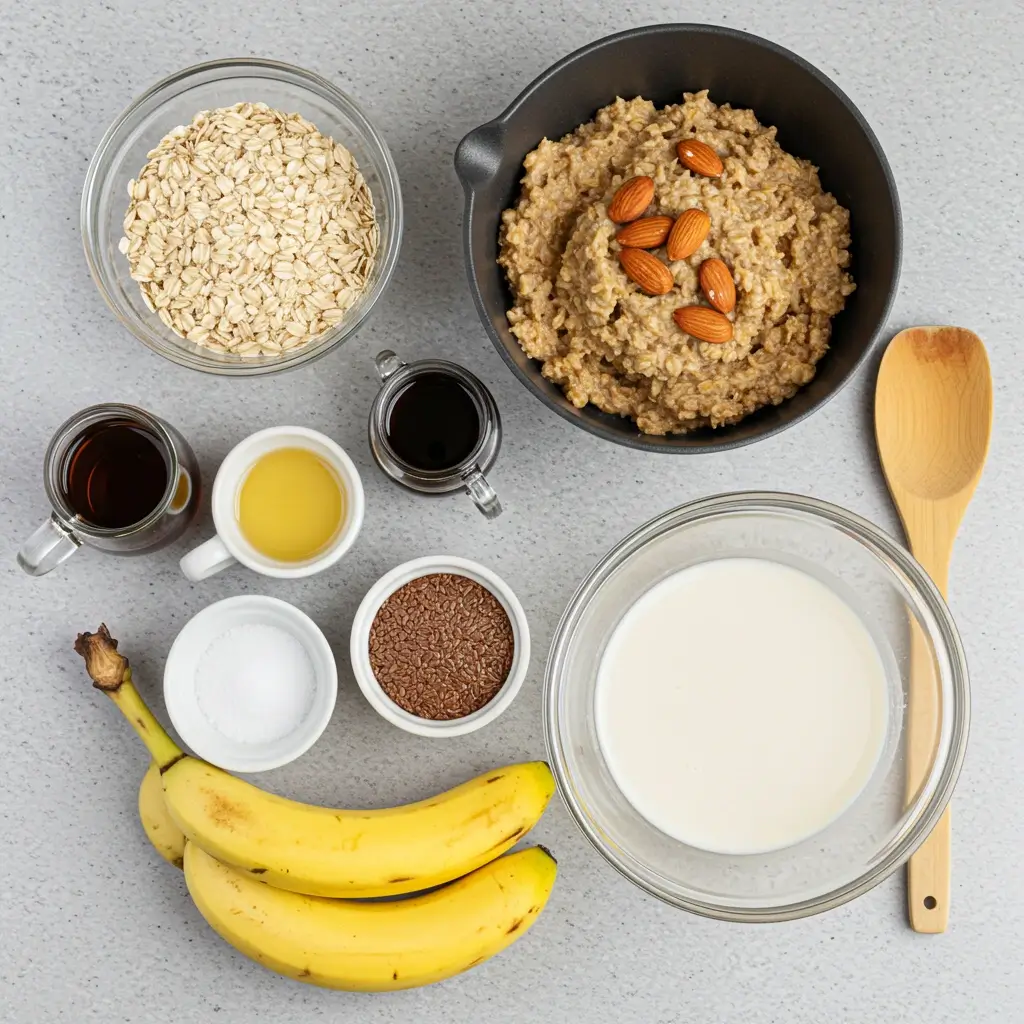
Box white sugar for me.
[194,623,316,745]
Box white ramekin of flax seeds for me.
[349,555,531,737]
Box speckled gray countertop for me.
[1,1,1022,1021]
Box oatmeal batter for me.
[498,92,855,434]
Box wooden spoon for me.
[874,326,992,934]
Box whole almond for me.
[618,248,674,296]
[615,215,674,249]
[699,258,737,314]
[607,176,655,223]
[666,208,710,261]
[673,305,733,344]
[676,138,724,178]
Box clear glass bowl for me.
[81,58,403,375]
[545,492,969,922]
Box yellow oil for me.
[237,447,345,562]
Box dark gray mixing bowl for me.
[455,24,902,453]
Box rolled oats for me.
[121,102,378,359]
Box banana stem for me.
[109,675,184,769]
[75,625,184,770]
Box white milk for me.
[595,558,888,855]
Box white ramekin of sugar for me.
[164,594,338,771]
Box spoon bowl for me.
[876,328,992,500]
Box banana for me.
[138,762,186,869]
[163,757,553,897]
[76,626,555,897]
[184,842,557,991]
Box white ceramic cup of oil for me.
[180,426,364,581]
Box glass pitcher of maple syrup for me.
[17,403,201,576]
[368,351,502,519]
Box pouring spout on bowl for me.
[454,121,507,190]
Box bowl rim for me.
[456,23,903,453]
[81,56,403,377]
[349,555,532,737]
[543,491,970,921]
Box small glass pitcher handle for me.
[374,349,406,383]
[166,467,194,515]
[18,514,81,576]
[462,466,502,519]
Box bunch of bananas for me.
[79,625,557,992]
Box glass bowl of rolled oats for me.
[82,58,402,375]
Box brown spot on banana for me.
[506,917,524,935]
[201,788,251,828]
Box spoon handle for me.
[903,504,955,934]
[906,610,950,932]
[908,808,951,932]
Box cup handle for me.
[180,535,236,582]
[462,466,502,519]
[17,514,81,576]
[374,349,405,383]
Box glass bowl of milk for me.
[544,492,969,922]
